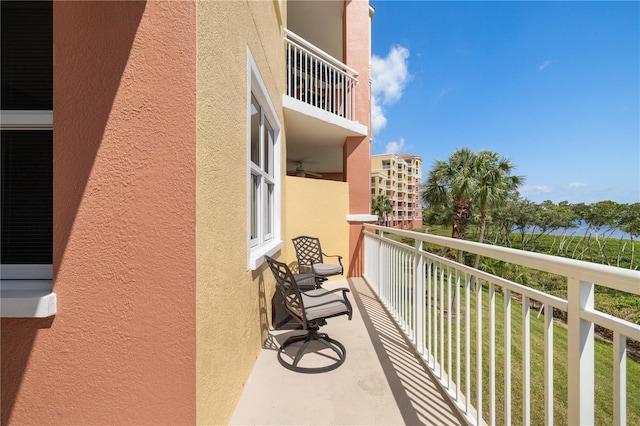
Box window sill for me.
[248,239,283,270]
[0,280,57,318]
[347,214,379,222]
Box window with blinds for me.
[1,1,53,273]
[1,1,53,110]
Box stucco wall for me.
[285,176,350,274]
[343,0,373,276]
[1,2,197,424]
[196,1,285,424]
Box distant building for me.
[371,154,423,229]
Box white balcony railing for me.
[363,224,640,426]
[284,29,358,121]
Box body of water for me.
[524,222,634,241]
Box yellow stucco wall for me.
[196,1,285,424]
[285,177,350,277]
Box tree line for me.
[419,148,639,270]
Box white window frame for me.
[0,112,56,318]
[0,0,55,316]
[1,111,53,280]
[246,48,282,270]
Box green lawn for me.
[433,279,640,425]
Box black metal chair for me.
[291,236,344,282]
[265,255,352,373]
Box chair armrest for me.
[321,253,343,267]
[322,253,342,260]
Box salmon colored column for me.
[1,2,197,424]
[344,0,375,276]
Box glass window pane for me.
[1,1,53,110]
[1,130,53,264]
[264,119,274,176]
[250,94,260,166]
[265,183,273,238]
[250,174,260,240]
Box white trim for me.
[282,95,368,135]
[1,264,53,280]
[1,289,56,318]
[0,280,56,318]
[247,239,283,271]
[247,47,282,271]
[0,110,53,129]
[347,214,378,223]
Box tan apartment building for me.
[371,153,423,229]
[1,1,374,424]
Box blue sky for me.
[370,1,639,204]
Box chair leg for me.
[292,339,312,368]
[278,329,346,374]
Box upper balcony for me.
[285,29,358,122]
[283,26,366,179]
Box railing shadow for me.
[349,278,467,426]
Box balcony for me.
[285,29,357,121]
[231,277,466,425]
[232,226,639,425]
[283,29,366,177]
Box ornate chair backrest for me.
[291,236,323,268]
[264,256,306,326]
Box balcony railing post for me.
[613,332,627,425]
[567,278,595,425]
[377,230,384,296]
[414,239,425,355]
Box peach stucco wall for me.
[196,1,285,424]
[1,2,197,424]
[344,0,374,276]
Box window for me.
[247,49,282,270]
[1,1,55,317]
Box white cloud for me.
[539,60,552,71]
[385,138,405,154]
[568,182,587,188]
[371,45,410,135]
[372,46,410,104]
[371,97,387,136]
[520,184,554,197]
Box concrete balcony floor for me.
[230,278,466,425]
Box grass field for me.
[439,280,640,425]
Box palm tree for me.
[371,194,392,226]
[422,147,478,243]
[472,150,524,268]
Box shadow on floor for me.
[348,278,467,426]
